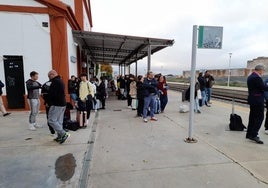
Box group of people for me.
[117,71,169,123]
[185,71,215,113]
[24,70,108,144]
[68,74,107,111]
[26,70,70,144]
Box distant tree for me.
[101,64,113,76]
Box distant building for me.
[183,57,268,78]
[247,57,268,71]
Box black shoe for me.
[54,135,61,142]
[3,113,11,117]
[247,136,264,144]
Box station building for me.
[0,0,174,110]
[0,0,93,110]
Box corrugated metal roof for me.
[73,30,174,66]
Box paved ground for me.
[1,90,268,188]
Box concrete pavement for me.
[0,109,96,188]
[1,90,268,188]
[88,91,268,188]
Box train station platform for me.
[1,90,268,188]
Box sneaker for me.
[128,106,132,109]
[151,117,158,121]
[265,130,268,135]
[143,118,148,123]
[59,132,70,144]
[3,113,11,117]
[29,124,36,131]
[34,123,43,128]
[197,110,201,114]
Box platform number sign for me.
[198,26,223,49]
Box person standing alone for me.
[26,71,42,130]
[246,64,265,144]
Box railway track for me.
[167,82,248,104]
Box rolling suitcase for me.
[77,111,87,128]
[229,98,246,131]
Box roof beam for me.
[121,43,147,64]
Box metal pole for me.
[227,53,232,87]
[147,45,151,72]
[185,25,198,143]
[119,64,121,75]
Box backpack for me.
[229,114,246,131]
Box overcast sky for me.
[91,0,268,75]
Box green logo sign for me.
[198,26,223,49]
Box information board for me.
[198,26,223,49]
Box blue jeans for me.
[143,95,156,118]
[201,90,207,106]
[205,87,212,102]
[70,93,78,101]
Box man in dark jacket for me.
[142,71,158,123]
[47,70,70,144]
[246,64,265,144]
[68,75,78,103]
[97,76,106,109]
[41,80,55,135]
[204,71,214,104]
[198,72,210,107]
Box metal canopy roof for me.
[72,30,174,66]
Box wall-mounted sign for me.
[198,26,223,49]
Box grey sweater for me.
[26,79,41,99]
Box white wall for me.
[0,12,52,94]
[83,3,91,31]
[0,0,45,7]
[67,23,78,78]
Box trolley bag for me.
[229,98,246,131]
[154,96,161,114]
[77,111,87,128]
[131,98,137,110]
